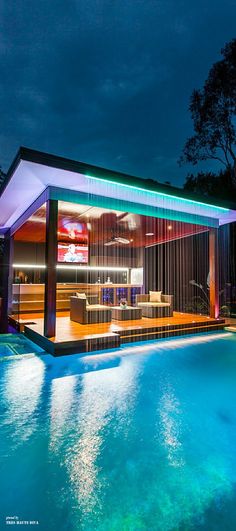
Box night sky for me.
[1,1,236,186]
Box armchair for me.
[136,293,173,318]
[70,296,112,324]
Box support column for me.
[44,200,58,337]
[209,227,219,318]
[0,231,13,333]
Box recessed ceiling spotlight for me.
[168,225,172,230]
[146,232,154,236]
[130,238,133,242]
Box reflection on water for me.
[2,356,45,445]
[159,381,185,468]
[63,357,143,518]
[49,375,77,453]
[0,332,236,530]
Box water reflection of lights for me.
[3,356,45,444]
[66,358,141,517]
[159,383,185,468]
[49,375,77,453]
[120,332,232,358]
[76,332,233,387]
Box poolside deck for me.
[10,311,226,356]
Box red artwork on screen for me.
[58,243,88,263]
[57,222,89,263]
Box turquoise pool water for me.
[0,331,236,530]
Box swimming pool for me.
[0,331,236,530]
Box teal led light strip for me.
[86,175,229,212]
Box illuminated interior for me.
[10,199,214,321]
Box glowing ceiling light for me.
[13,264,129,272]
[56,265,129,272]
[29,216,46,224]
[146,232,154,236]
[13,264,46,269]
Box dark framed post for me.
[209,227,219,318]
[0,231,13,333]
[44,199,58,337]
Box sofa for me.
[136,291,173,318]
[70,296,112,324]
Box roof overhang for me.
[1,147,236,232]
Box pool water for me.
[0,333,44,358]
[0,332,236,530]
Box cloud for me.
[0,0,236,186]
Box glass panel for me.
[56,199,211,323]
[102,288,114,305]
[131,287,142,306]
[11,204,46,328]
[116,287,128,305]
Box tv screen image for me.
[58,243,88,263]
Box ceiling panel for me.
[14,202,208,246]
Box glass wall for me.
[10,196,224,327]
[11,204,46,323]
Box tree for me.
[0,167,6,189]
[184,168,236,317]
[184,168,236,201]
[179,39,236,183]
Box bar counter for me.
[11,283,143,313]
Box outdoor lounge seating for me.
[136,292,173,318]
[70,295,112,324]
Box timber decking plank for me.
[19,311,226,356]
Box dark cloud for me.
[0,0,235,186]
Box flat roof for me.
[0,146,236,231]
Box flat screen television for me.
[57,220,89,264]
[58,242,89,263]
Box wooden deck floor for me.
[10,311,226,356]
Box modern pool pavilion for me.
[0,147,236,355]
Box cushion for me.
[87,304,111,311]
[149,290,162,302]
[138,302,170,307]
[76,292,87,299]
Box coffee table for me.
[111,306,142,321]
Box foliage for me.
[184,168,236,201]
[179,39,236,182]
[0,167,6,189]
[185,279,210,315]
[184,295,209,315]
[185,278,231,316]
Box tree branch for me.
[204,148,228,167]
